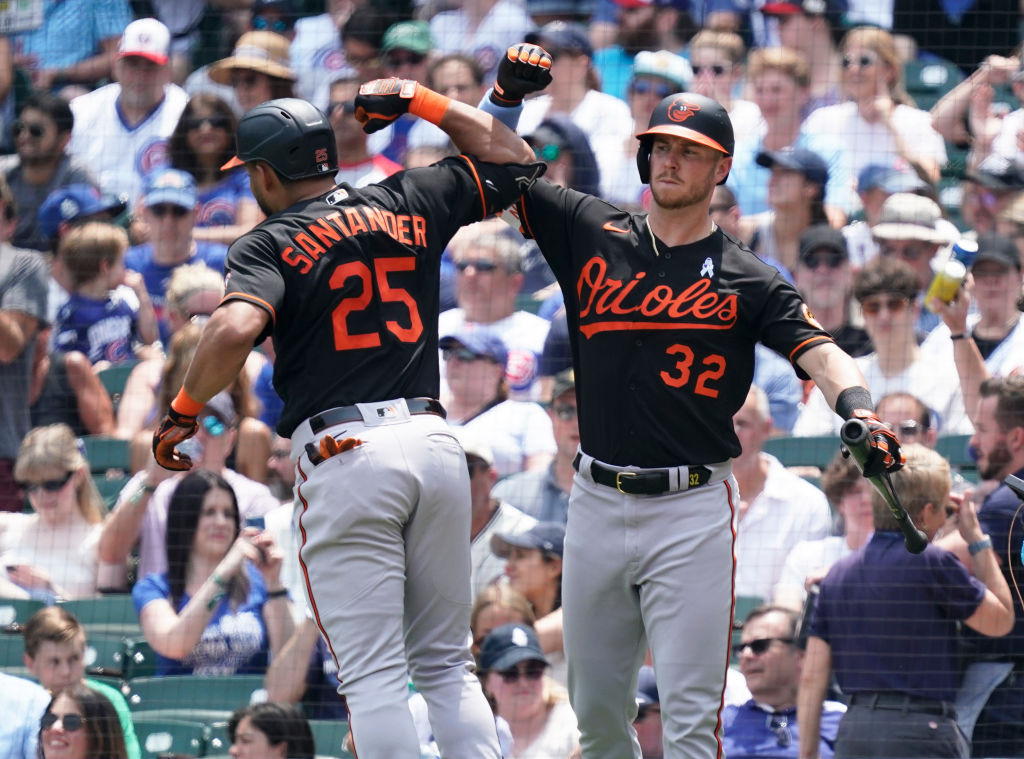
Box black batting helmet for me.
[635,92,734,185]
[221,98,338,180]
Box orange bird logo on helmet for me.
[667,99,701,123]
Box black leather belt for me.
[849,692,957,720]
[309,398,446,433]
[572,453,712,496]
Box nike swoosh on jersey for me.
[602,222,630,233]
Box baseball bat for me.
[840,418,928,554]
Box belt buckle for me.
[615,471,637,493]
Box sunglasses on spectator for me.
[150,204,190,218]
[454,259,500,273]
[890,419,924,437]
[387,51,426,68]
[41,713,85,732]
[251,15,290,33]
[731,637,793,657]
[199,415,227,437]
[443,346,491,363]
[842,54,878,69]
[17,471,73,494]
[552,404,578,421]
[329,101,356,116]
[767,713,792,748]
[630,80,674,98]
[533,143,562,162]
[802,251,845,270]
[692,64,729,77]
[859,295,910,316]
[496,663,546,683]
[185,115,232,131]
[879,242,932,261]
[11,120,46,138]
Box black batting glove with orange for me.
[354,78,418,133]
[152,407,199,471]
[490,43,553,107]
[852,409,905,476]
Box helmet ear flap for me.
[636,137,652,184]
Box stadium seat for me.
[0,630,26,667]
[903,58,964,112]
[730,595,765,665]
[83,629,130,677]
[763,435,842,470]
[62,594,138,628]
[936,434,978,482]
[126,674,267,713]
[97,359,140,412]
[308,718,355,758]
[0,598,44,627]
[132,713,208,759]
[80,435,132,509]
[121,637,157,681]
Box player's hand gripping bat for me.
[841,417,927,554]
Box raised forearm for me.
[440,98,535,165]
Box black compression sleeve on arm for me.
[835,386,874,420]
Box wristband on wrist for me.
[408,84,451,126]
[266,588,289,599]
[950,332,970,341]
[968,536,993,556]
[129,480,157,505]
[835,386,874,420]
[171,387,203,417]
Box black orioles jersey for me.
[516,181,834,467]
[223,155,535,436]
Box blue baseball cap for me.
[491,521,565,559]
[636,665,659,706]
[144,168,198,209]
[439,330,508,365]
[756,147,828,187]
[38,184,127,239]
[478,623,549,672]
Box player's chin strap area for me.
[572,451,732,496]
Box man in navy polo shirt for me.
[724,605,844,759]
[796,444,1014,759]
[937,375,1024,757]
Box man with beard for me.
[489,86,904,758]
[937,375,1024,757]
[0,93,98,252]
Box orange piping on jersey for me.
[221,292,277,323]
[458,155,487,219]
[787,334,835,363]
[294,458,346,693]
[517,195,536,239]
[716,477,739,759]
[580,320,736,337]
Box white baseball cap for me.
[118,18,171,66]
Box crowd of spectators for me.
[2,0,1024,757]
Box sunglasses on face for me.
[860,294,910,316]
[552,404,577,421]
[802,251,845,270]
[18,471,73,494]
[12,120,46,138]
[443,346,490,363]
[454,259,500,273]
[533,143,562,162]
[149,204,189,218]
[387,51,426,68]
[185,115,232,131]
[731,637,793,657]
[496,663,546,683]
[880,242,932,261]
[692,64,729,77]
[767,713,792,747]
[842,54,878,69]
[199,415,227,437]
[41,712,85,732]
[251,15,290,33]
[630,80,674,98]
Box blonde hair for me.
[470,583,537,634]
[689,30,746,66]
[14,424,105,523]
[59,222,129,289]
[871,443,950,530]
[165,263,225,320]
[747,46,810,89]
[841,26,914,106]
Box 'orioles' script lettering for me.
[577,257,738,337]
[281,206,428,274]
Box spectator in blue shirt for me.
[0,672,49,759]
[797,444,1014,759]
[723,605,844,759]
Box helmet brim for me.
[221,155,245,171]
[636,125,730,155]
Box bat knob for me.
[904,527,928,554]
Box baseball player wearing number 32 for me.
[480,70,906,758]
[151,49,553,759]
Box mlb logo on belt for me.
[377,405,397,418]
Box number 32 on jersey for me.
[330,256,423,350]
[660,343,726,398]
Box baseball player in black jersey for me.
[151,54,552,758]
[479,81,904,758]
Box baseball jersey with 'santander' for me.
[516,181,834,467]
[222,155,537,437]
